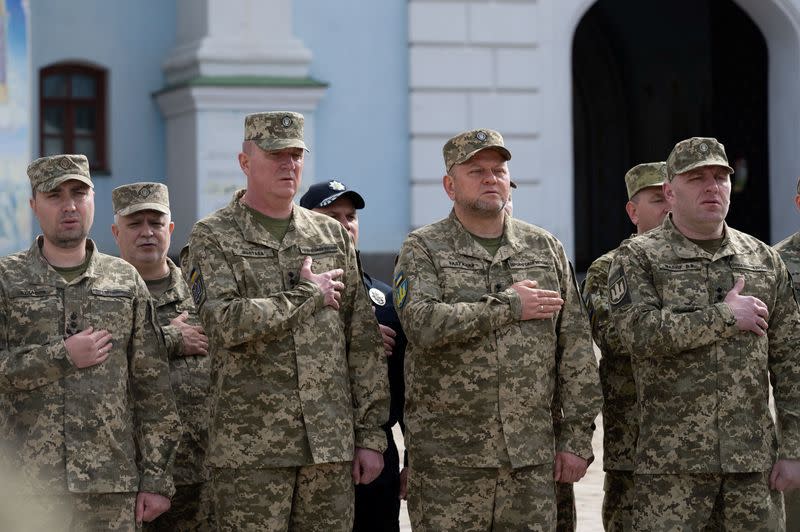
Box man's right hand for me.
[170,311,209,356]
[64,327,113,368]
[725,277,769,336]
[511,279,564,321]
[299,256,345,310]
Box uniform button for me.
[288,272,295,278]
[495,283,502,292]
[70,312,77,319]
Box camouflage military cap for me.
[112,182,170,216]
[244,111,309,152]
[625,161,666,200]
[443,128,512,172]
[666,137,733,181]
[27,154,92,193]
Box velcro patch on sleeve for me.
[608,266,631,308]
[393,271,408,309]
[189,266,206,308]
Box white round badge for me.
[369,287,386,306]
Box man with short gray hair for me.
[184,112,389,530]
[112,182,211,531]
[0,155,180,529]
[394,128,601,530]
[609,137,800,530]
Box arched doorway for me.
[572,0,770,270]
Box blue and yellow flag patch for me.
[189,266,206,308]
[393,271,408,309]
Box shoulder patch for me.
[394,271,408,309]
[609,267,630,307]
[189,266,206,308]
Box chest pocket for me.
[232,247,283,296]
[730,260,775,310]
[6,287,61,343]
[653,262,707,308]
[508,256,560,294]
[89,288,134,337]
[438,256,487,302]
[299,245,342,277]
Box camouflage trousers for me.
[634,472,784,531]
[408,463,556,531]
[555,481,575,532]
[6,492,139,531]
[210,463,354,531]
[785,488,800,531]
[143,482,211,532]
[602,470,634,532]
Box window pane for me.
[71,74,96,98]
[43,74,67,97]
[74,106,96,135]
[43,106,64,134]
[74,137,96,163]
[43,137,64,156]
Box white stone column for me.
[156,0,326,253]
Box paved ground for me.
[394,414,607,531]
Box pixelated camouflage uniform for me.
[609,215,800,529]
[775,231,800,530]
[0,238,180,523]
[582,243,636,531]
[394,210,601,530]
[144,258,211,531]
[184,190,388,530]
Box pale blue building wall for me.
[29,0,175,254]
[294,0,410,254]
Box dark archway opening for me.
[573,0,769,271]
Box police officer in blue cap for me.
[300,180,407,532]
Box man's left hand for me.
[378,324,397,356]
[770,459,800,491]
[553,451,589,483]
[352,447,384,485]
[135,492,171,525]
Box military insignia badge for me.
[476,131,487,142]
[699,142,709,153]
[189,266,206,308]
[369,287,386,306]
[138,185,151,198]
[609,268,630,307]
[58,157,72,170]
[394,271,408,309]
[281,116,293,127]
[329,180,346,191]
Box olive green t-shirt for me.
[145,274,172,299]
[470,233,505,257]
[52,251,92,282]
[688,236,725,255]
[243,203,292,242]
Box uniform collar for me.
[447,209,521,262]
[229,189,301,250]
[27,236,101,285]
[663,214,744,260]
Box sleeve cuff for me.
[160,324,183,357]
[139,475,176,499]
[502,288,522,321]
[714,303,740,336]
[355,428,387,454]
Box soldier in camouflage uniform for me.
[608,137,800,530]
[111,182,211,531]
[773,176,800,530]
[394,129,601,531]
[183,112,389,531]
[0,155,180,530]
[582,162,668,531]
[506,182,577,532]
